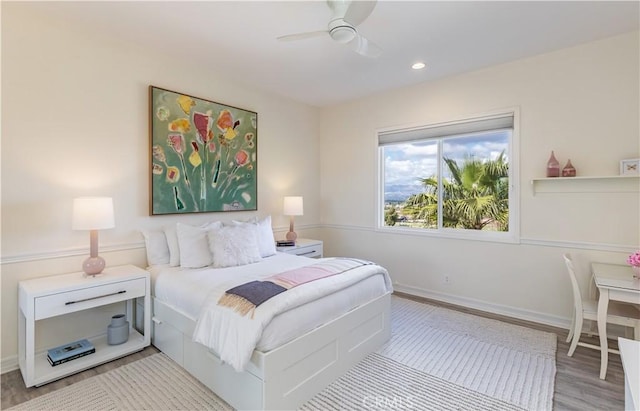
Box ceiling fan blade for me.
[343,0,377,26]
[277,30,328,42]
[348,34,382,58]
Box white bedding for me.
[151,253,318,319]
[150,253,392,367]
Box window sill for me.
[375,225,519,244]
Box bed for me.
[147,249,392,410]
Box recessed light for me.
[412,62,426,70]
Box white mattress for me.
[150,253,389,351]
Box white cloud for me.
[385,156,436,185]
[382,131,510,201]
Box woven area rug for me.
[10,296,556,411]
[8,353,232,411]
[300,353,525,411]
[379,297,557,410]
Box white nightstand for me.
[277,238,323,258]
[18,265,151,387]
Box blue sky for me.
[383,130,510,202]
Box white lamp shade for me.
[72,197,115,230]
[283,196,304,216]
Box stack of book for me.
[47,339,95,366]
[276,240,295,247]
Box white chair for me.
[564,253,640,358]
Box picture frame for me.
[149,86,257,215]
[619,158,640,176]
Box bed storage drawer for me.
[152,317,183,364]
[151,299,185,365]
[184,339,263,411]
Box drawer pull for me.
[299,250,316,256]
[65,290,126,305]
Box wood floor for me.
[1,293,627,410]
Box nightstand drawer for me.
[35,278,146,320]
[289,244,322,258]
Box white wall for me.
[1,5,320,367]
[318,31,639,325]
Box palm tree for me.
[403,152,509,231]
[384,205,399,226]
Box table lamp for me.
[283,196,303,242]
[72,197,115,276]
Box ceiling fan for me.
[277,0,382,58]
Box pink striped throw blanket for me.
[218,258,371,317]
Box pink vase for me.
[546,151,560,177]
[562,159,576,177]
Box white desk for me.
[592,263,640,380]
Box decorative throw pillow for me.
[229,216,276,258]
[176,221,223,269]
[165,221,222,268]
[176,223,211,268]
[141,230,170,266]
[208,224,262,268]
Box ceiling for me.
[14,1,640,107]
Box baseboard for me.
[1,355,19,374]
[393,282,572,331]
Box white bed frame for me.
[150,292,391,410]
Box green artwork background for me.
[150,86,257,215]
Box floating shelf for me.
[531,175,640,194]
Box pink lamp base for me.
[285,231,298,242]
[83,256,105,276]
[286,216,298,242]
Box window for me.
[378,112,518,242]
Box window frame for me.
[376,109,520,244]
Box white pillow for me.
[164,225,180,267]
[176,221,223,268]
[141,230,170,266]
[165,221,222,267]
[255,216,276,257]
[230,216,276,257]
[208,224,262,268]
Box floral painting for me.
[149,86,257,215]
